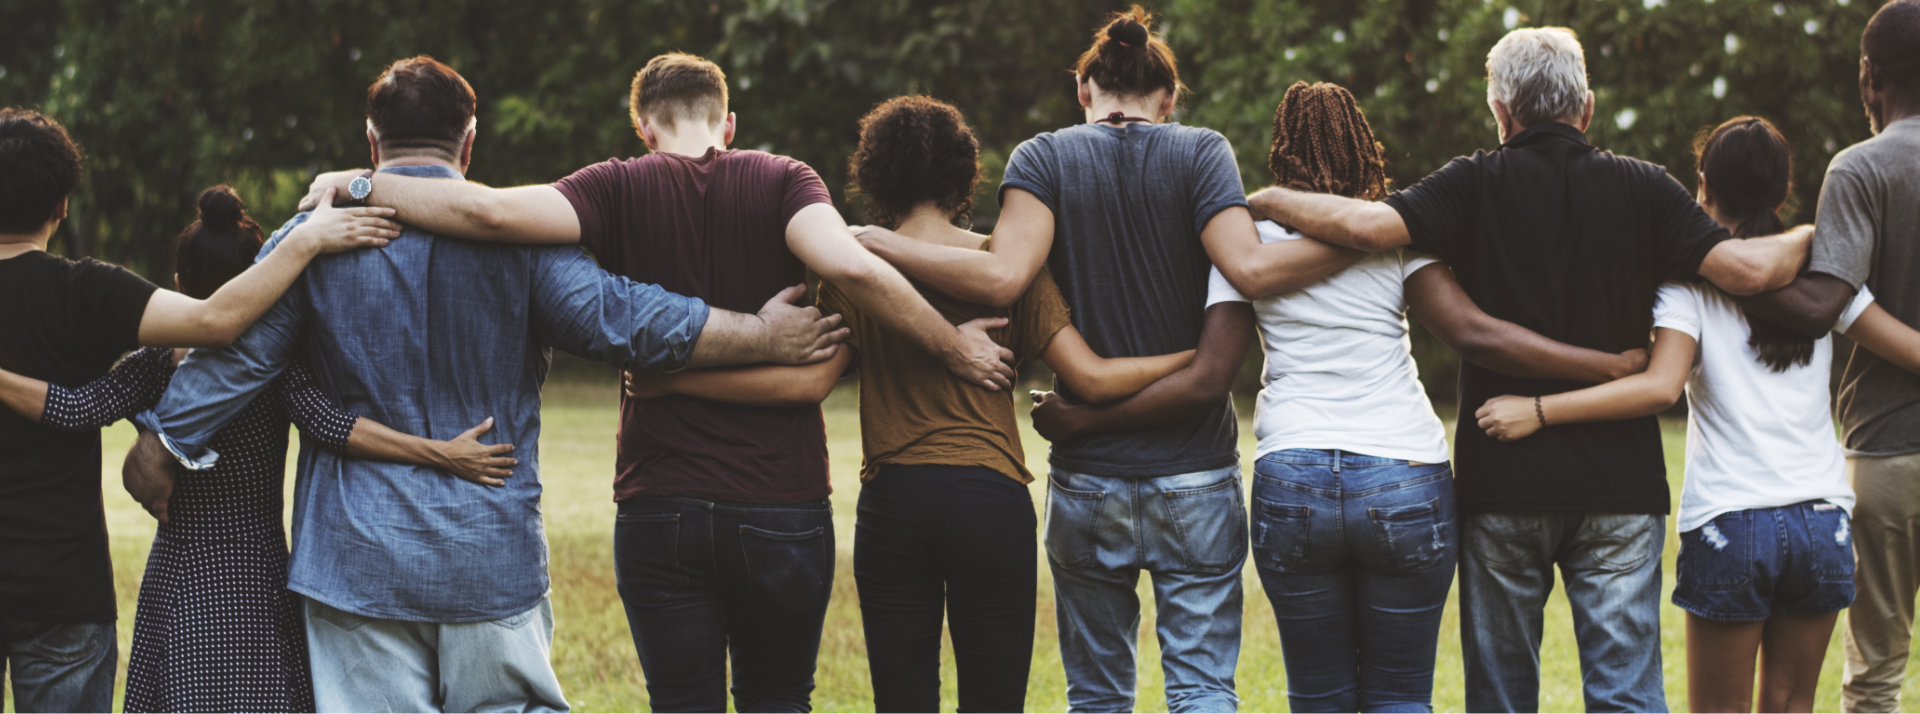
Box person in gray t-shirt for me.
[1738,2,1920,710]
[848,11,1373,712]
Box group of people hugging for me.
[4,1,1920,713]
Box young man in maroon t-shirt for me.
[300,53,1015,711]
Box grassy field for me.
[41,372,1920,712]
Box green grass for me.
[35,374,1920,712]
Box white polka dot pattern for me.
[48,351,358,713]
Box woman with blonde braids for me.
[1203,82,1653,712]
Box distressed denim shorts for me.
[1672,500,1855,621]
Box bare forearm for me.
[863,235,1030,308]
[0,369,49,422]
[1700,226,1813,297]
[1457,322,1637,383]
[1733,273,1855,339]
[828,261,961,363]
[654,361,843,407]
[1539,376,1678,427]
[1061,305,1253,433]
[1248,188,1406,252]
[686,309,776,368]
[343,418,449,469]
[1230,240,1365,299]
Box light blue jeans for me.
[1458,512,1667,713]
[304,595,568,713]
[1045,465,1247,713]
[1,618,116,713]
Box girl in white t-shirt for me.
[1476,117,1920,712]
[1206,82,1656,713]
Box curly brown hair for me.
[848,96,980,230]
[1267,82,1389,201]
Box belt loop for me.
[1332,448,1343,474]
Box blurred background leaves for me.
[0,0,1880,396]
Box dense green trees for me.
[2,0,1882,392]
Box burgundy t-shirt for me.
[554,148,833,504]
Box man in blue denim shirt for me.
[125,57,844,713]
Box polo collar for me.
[1502,121,1591,150]
[376,164,464,180]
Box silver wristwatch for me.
[347,170,375,202]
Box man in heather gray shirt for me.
[1735,2,1920,710]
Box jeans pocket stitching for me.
[739,524,834,614]
[24,623,109,664]
[1252,501,1313,573]
[1369,498,1450,574]
[1587,515,1661,572]
[1165,476,1248,573]
[616,513,686,605]
[1045,482,1107,570]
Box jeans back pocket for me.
[1044,479,1108,571]
[1253,499,1315,573]
[1678,514,1753,591]
[614,512,687,605]
[1369,498,1453,574]
[1164,475,1249,574]
[739,525,834,614]
[1806,502,1856,584]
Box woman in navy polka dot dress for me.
[0,187,519,713]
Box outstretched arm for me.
[1029,302,1255,441]
[1406,264,1647,383]
[1246,187,1409,253]
[1040,326,1195,404]
[137,196,398,348]
[788,204,1015,390]
[1203,206,1364,299]
[278,361,517,487]
[21,347,179,429]
[301,170,582,245]
[852,189,1054,308]
[1734,273,1858,340]
[1473,327,1696,441]
[1696,226,1813,297]
[623,347,855,408]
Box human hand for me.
[288,189,400,254]
[123,431,177,526]
[755,284,849,365]
[1028,390,1086,442]
[1609,349,1651,381]
[298,170,367,212]
[1475,395,1543,442]
[434,418,517,487]
[622,370,674,401]
[944,318,1016,391]
[848,224,900,253]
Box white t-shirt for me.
[1654,281,1875,533]
[1207,221,1450,463]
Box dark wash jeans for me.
[1459,511,1667,713]
[854,464,1036,713]
[1,617,117,713]
[614,496,835,713]
[1251,449,1457,713]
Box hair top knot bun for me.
[1108,18,1149,49]
[196,185,247,231]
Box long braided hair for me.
[1267,82,1389,201]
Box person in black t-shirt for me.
[0,108,400,713]
[1245,30,1812,713]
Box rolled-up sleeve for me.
[528,246,710,372]
[132,219,312,469]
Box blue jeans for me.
[303,596,568,713]
[1250,449,1456,713]
[1459,511,1667,713]
[1673,501,1855,621]
[1045,465,1246,713]
[615,496,835,713]
[0,618,116,713]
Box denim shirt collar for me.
[377,163,464,180]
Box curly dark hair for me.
[1267,82,1389,201]
[848,96,980,230]
[0,108,84,234]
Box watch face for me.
[348,176,373,201]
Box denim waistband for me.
[1257,448,1437,470]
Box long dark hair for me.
[174,185,263,300]
[1267,82,1389,201]
[1073,6,1182,100]
[1696,117,1806,372]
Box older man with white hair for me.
[1248,27,1812,712]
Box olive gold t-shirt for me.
[818,268,1073,484]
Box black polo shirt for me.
[1384,122,1731,514]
